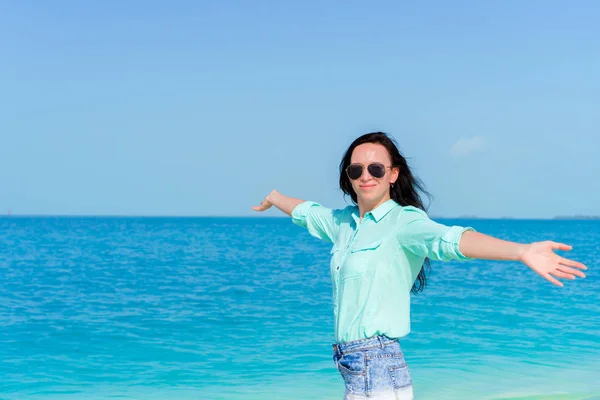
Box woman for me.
[251,132,587,400]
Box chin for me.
[357,191,383,202]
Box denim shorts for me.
[332,335,414,400]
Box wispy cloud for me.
[450,136,486,157]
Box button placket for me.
[350,213,368,249]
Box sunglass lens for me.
[347,165,363,180]
[367,163,386,178]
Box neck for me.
[358,195,391,219]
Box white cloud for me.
[450,136,486,157]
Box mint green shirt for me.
[291,199,474,343]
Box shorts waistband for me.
[332,335,398,356]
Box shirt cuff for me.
[441,226,476,261]
[291,201,320,227]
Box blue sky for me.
[1,1,598,218]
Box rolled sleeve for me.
[437,225,476,261]
[291,201,339,243]
[397,206,475,261]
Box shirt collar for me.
[351,199,399,223]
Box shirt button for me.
[336,266,340,270]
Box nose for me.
[360,167,373,181]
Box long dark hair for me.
[339,132,432,294]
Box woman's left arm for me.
[459,231,588,286]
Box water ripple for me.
[0,216,598,399]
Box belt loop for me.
[378,336,384,349]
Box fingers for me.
[551,270,576,280]
[251,199,272,212]
[542,262,588,287]
[547,242,588,282]
[550,241,572,251]
[557,264,587,278]
[559,257,587,270]
[543,273,564,287]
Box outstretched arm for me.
[396,207,588,287]
[459,231,587,287]
[251,190,304,216]
[252,191,340,243]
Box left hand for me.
[520,241,587,286]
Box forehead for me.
[350,143,391,164]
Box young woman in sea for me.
[251,132,587,400]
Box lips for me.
[359,185,376,189]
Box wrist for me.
[267,190,279,203]
[517,243,531,262]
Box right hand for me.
[251,192,275,212]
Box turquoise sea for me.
[0,216,599,400]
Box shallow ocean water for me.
[0,216,598,399]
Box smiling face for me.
[349,143,399,212]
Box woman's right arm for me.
[251,190,304,216]
[252,190,340,243]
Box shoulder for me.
[392,205,430,224]
[292,201,355,220]
[334,204,358,221]
[390,206,440,241]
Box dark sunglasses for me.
[346,163,392,180]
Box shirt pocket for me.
[341,240,382,282]
[330,243,340,271]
